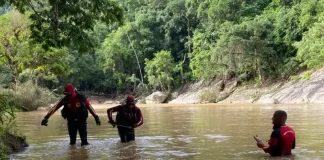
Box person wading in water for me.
[41,84,101,145]
[255,110,295,156]
[107,95,143,142]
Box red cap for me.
[126,95,135,102]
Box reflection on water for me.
[10,104,324,159]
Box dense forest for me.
[1,0,324,95]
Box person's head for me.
[125,95,135,105]
[63,84,76,98]
[272,110,287,126]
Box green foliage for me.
[95,26,136,93]
[189,0,324,83]
[0,65,13,88]
[144,50,176,92]
[290,75,300,81]
[189,31,214,79]
[0,143,8,159]
[0,95,15,130]
[0,81,57,111]
[0,94,28,158]
[1,0,124,52]
[0,94,16,158]
[302,71,312,80]
[19,45,71,83]
[2,0,324,96]
[294,19,324,69]
[0,2,11,15]
[0,10,70,85]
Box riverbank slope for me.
[0,131,28,158]
[167,69,324,104]
[53,69,324,106]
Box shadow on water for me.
[10,104,324,159]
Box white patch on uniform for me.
[76,103,81,108]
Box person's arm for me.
[133,108,143,128]
[258,131,280,153]
[107,105,120,122]
[292,138,295,149]
[107,105,120,127]
[259,137,278,153]
[84,99,99,118]
[41,99,64,126]
[85,99,101,125]
[44,99,64,119]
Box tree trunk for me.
[125,29,144,85]
[255,48,262,82]
[179,16,191,84]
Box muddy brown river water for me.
[10,104,324,160]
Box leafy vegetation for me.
[145,50,177,92]
[0,10,70,86]
[0,0,124,51]
[0,94,19,159]
[0,0,324,96]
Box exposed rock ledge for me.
[0,132,29,157]
[256,69,324,104]
[167,69,324,104]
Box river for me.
[10,104,324,160]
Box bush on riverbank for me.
[0,95,28,158]
[0,81,58,111]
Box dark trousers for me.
[67,120,88,145]
[118,127,135,142]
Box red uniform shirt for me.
[44,84,98,120]
[107,105,143,128]
[263,125,295,156]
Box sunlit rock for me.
[145,91,167,104]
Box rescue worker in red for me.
[107,95,143,142]
[256,110,295,156]
[41,84,101,146]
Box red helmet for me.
[126,95,135,102]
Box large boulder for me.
[168,80,204,104]
[145,91,168,104]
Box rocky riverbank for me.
[143,69,324,104]
[0,131,28,158]
[61,69,324,105]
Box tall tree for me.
[0,10,70,86]
[0,0,124,51]
[144,50,176,92]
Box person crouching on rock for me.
[107,95,143,142]
[41,84,101,146]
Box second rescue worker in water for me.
[255,110,295,156]
[41,84,101,146]
[107,95,143,142]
